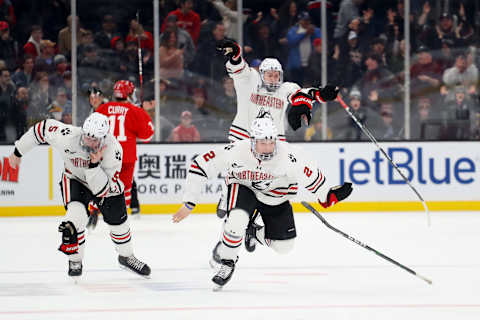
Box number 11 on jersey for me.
[108,115,127,142]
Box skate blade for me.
[209,258,220,270]
[212,284,224,292]
[119,264,151,279]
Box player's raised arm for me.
[216,39,253,81]
[9,119,70,168]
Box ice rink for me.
[1,210,480,320]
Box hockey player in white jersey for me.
[8,113,151,279]
[214,39,339,218]
[172,116,352,289]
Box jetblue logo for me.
[339,147,475,185]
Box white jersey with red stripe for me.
[226,59,301,142]
[183,139,328,207]
[14,119,124,198]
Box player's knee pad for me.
[224,208,250,235]
[269,238,295,254]
[65,201,88,230]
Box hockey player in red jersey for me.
[96,80,154,213]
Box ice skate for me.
[209,241,238,270]
[68,260,82,282]
[212,259,236,290]
[118,255,151,278]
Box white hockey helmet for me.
[259,58,283,92]
[80,112,110,153]
[250,116,278,161]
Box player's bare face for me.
[255,139,275,155]
[263,70,280,86]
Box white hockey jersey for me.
[226,59,301,142]
[183,140,328,206]
[14,119,124,198]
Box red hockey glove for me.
[288,90,314,130]
[58,221,79,255]
[216,39,242,65]
[319,182,353,208]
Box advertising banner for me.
[1,141,479,216]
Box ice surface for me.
[1,211,480,320]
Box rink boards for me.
[0,141,479,216]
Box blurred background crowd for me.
[1,0,480,142]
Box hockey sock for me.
[64,201,88,262]
[110,221,133,257]
[217,208,249,260]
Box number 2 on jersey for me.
[108,115,127,142]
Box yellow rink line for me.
[1,201,480,217]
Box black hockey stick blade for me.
[301,201,432,285]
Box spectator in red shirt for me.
[162,0,201,45]
[169,110,201,142]
[126,18,153,52]
[23,25,43,59]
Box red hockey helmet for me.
[113,80,135,99]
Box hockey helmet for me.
[250,116,278,161]
[80,113,110,153]
[113,80,135,100]
[259,58,283,92]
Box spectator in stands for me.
[61,103,72,124]
[29,72,53,120]
[169,110,201,142]
[0,21,16,70]
[286,11,321,85]
[49,54,68,89]
[305,38,324,87]
[244,22,278,62]
[162,0,201,45]
[78,29,95,60]
[432,13,458,50]
[23,25,43,59]
[378,101,400,140]
[0,0,15,26]
[442,51,478,102]
[12,56,34,87]
[193,22,228,81]
[209,0,247,42]
[126,18,154,52]
[304,111,332,141]
[188,87,210,118]
[47,87,71,121]
[0,68,15,141]
[94,15,120,50]
[62,71,72,99]
[212,76,236,122]
[437,38,455,73]
[355,53,400,109]
[78,44,106,82]
[10,86,29,139]
[410,96,437,140]
[370,37,387,66]
[405,45,442,101]
[58,15,86,56]
[35,39,56,74]
[334,0,364,42]
[442,84,477,139]
[330,87,384,140]
[333,30,363,88]
[159,30,184,80]
[160,14,196,68]
[270,1,298,65]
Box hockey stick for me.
[136,10,144,104]
[336,96,430,226]
[301,201,432,285]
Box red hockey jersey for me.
[96,101,154,163]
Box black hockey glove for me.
[319,182,353,208]
[314,84,340,102]
[58,221,79,255]
[216,39,242,65]
[288,90,315,130]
